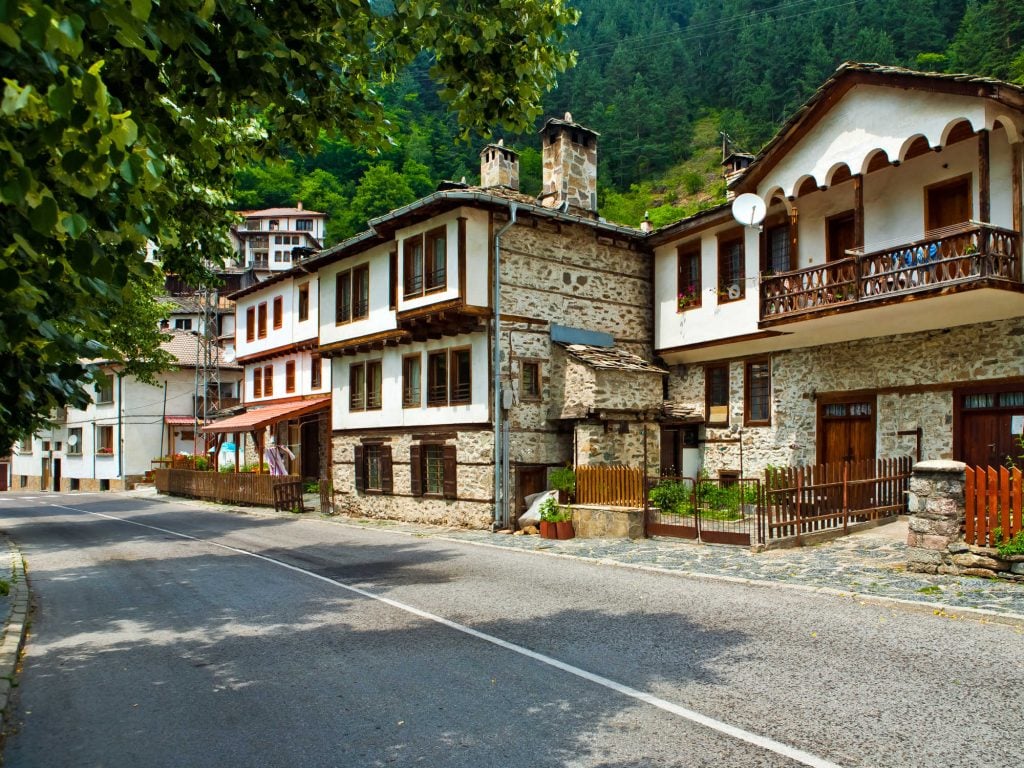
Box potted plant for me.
[549,466,576,504]
[554,505,575,540]
[677,284,700,311]
[539,497,559,539]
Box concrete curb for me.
[121,490,1024,629]
[0,535,28,734]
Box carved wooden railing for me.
[760,223,1021,322]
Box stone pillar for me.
[906,460,966,573]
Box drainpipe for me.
[117,372,124,485]
[492,203,517,531]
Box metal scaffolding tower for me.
[192,284,222,456]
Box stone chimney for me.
[480,140,520,191]
[297,200,304,211]
[539,112,599,216]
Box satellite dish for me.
[731,193,767,228]
[222,349,236,363]
[727,284,741,300]
[67,434,78,447]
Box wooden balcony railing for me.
[760,223,1021,322]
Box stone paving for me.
[124,488,1024,623]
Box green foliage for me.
[648,480,692,515]
[0,0,578,451]
[996,530,1024,557]
[539,497,560,522]
[0,579,8,597]
[303,480,320,494]
[548,466,576,495]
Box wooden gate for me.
[965,465,1022,548]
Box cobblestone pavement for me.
[124,489,1024,623]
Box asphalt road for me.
[0,491,1021,768]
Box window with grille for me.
[403,354,421,408]
[521,361,541,400]
[298,284,309,322]
[424,445,445,495]
[353,265,369,319]
[365,445,382,491]
[96,374,114,404]
[404,236,424,297]
[677,244,701,311]
[310,355,322,390]
[744,359,771,426]
[717,234,745,302]
[449,348,471,404]
[354,443,392,494]
[427,351,447,406]
[706,363,729,425]
[350,363,365,411]
[425,226,447,291]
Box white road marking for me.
[46,501,843,768]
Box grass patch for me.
[916,585,942,595]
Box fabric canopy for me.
[200,396,330,434]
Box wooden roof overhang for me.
[235,338,318,365]
[200,396,330,434]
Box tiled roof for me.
[160,330,240,370]
[238,207,326,217]
[558,343,666,374]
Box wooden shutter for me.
[353,445,365,492]
[409,444,422,496]
[380,445,393,495]
[442,444,457,500]
[253,367,262,398]
[246,307,255,342]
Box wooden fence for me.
[575,465,644,507]
[761,457,911,544]
[154,468,301,507]
[965,465,1023,548]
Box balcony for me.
[760,223,1021,325]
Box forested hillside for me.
[236,0,1024,236]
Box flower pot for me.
[556,521,575,540]
[540,521,557,539]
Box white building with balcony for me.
[230,203,327,272]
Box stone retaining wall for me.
[571,505,645,539]
[906,460,1024,581]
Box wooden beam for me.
[853,175,864,249]
[979,129,991,223]
[1013,141,1023,235]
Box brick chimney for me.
[480,140,520,190]
[539,112,599,216]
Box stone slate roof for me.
[160,330,240,370]
[558,343,666,374]
[238,206,325,217]
[663,401,703,422]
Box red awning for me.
[165,415,200,426]
[200,396,330,434]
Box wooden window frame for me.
[716,232,745,303]
[402,353,422,408]
[411,443,457,499]
[449,347,472,405]
[352,264,370,320]
[762,214,794,275]
[285,360,296,394]
[744,358,771,427]
[96,373,114,404]
[310,354,322,390]
[335,270,352,325]
[426,350,448,407]
[272,296,283,330]
[677,243,702,312]
[404,235,424,298]
[705,363,730,426]
[354,443,393,495]
[297,283,309,322]
[67,428,83,455]
[246,307,255,342]
[520,360,542,401]
[252,367,262,398]
[424,225,448,293]
[263,364,274,397]
[349,362,365,412]
[366,359,383,410]
[96,425,115,455]
[257,301,267,339]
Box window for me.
[353,264,369,320]
[765,223,791,274]
[425,226,447,291]
[19,437,32,455]
[246,307,255,342]
[263,364,274,396]
[389,251,398,310]
[717,234,745,302]
[335,270,354,324]
[174,318,193,331]
[42,440,51,452]
[273,296,283,329]
[285,360,296,393]
[296,218,313,232]
[825,211,856,263]
[253,367,263,398]
[245,218,260,231]
[404,235,424,297]
[403,354,421,408]
[310,354,322,390]
[366,360,382,410]
[410,444,456,499]
[449,348,471,404]
[96,373,114,404]
[705,363,729,425]
[274,250,290,263]
[97,425,114,455]
[349,363,365,411]
[298,284,309,322]
[677,244,701,311]
[67,428,82,455]
[354,444,393,494]
[744,359,771,426]
[257,302,267,338]
[427,351,448,406]
[268,219,279,230]
[521,361,541,400]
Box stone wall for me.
[574,421,661,475]
[572,505,645,539]
[332,428,493,529]
[906,460,1023,581]
[667,318,1024,478]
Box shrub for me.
[549,466,576,496]
[648,479,691,515]
[539,497,560,522]
[996,530,1024,558]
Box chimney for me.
[640,211,652,233]
[539,112,599,216]
[297,200,304,211]
[480,139,520,191]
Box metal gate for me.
[645,476,761,546]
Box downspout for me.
[492,203,517,531]
[117,372,124,484]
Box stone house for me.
[305,116,660,528]
[650,63,1024,481]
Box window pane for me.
[350,364,365,411]
[354,266,369,319]
[767,225,790,273]
[427,352,447,406]
[426,230,446,290]
[718,238,745,300]
[746,361,770,423]
[365,445,382,490]
[405,239,423,295]
[403,356,421,407]
[424,445,444,494]
[336,272,351,323]
[366,361,382,409]
[450,349,471,404]
[521,362,540,398]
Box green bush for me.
[539,497,560,522]
[996,529,1024,558]
[648,480,691,515]
[549,467,576,496]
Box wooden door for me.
[826,211,856,262]
[300,419,320,479]
[515,466,547,524]
[40,459,50,491]
[926,176,971,231]
[818,399,876,465]
[956,388,1023,468]
[0,463,8,491]
[52,458,61,492]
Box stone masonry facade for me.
[667,317,1024,479]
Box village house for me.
[230,203,327,273]
[651,63,1024,480]
[9,331,241,491]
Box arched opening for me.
[900,135,933,163]
[794,175,820,199]
[940,118,977,148]
[862,149,892,175]
[826,162,854,187]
